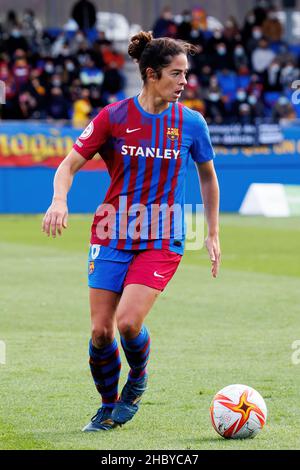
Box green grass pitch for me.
[0,214,300,450]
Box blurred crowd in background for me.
[154,3,300,124]
[0,0,300,125]
[0,3,126,126]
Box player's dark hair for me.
[128,31,198,82]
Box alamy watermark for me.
[291,340,300,365]
[94,197,205,250]
[0,80,5,105]
[0,340,6,365]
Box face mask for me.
[248,95,257,105]
[247,15,255,24]
[76,35,85,42]
[52,79,61,87]
[66,62,75,72]
[45,64,54,73]
[209,93,220,102]
[235,47,244,56]
[278,97,289,106]
[217,47,226,56]
[11,30,21,38]
[270,64,280,73]
[239,103,250,113]
[252,29,262,40]
[214,31,222,39]
[61,48,70,57]
[237,91,246,101]
[284,66,294,74]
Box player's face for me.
[154,53,188,103]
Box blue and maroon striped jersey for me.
[73,96,215,254]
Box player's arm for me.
[195,160,221,278]
[42,149,87,238]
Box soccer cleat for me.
[111,373,148,425]
[82,406,119,432]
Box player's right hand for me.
[42,199,68,238]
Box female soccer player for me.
[42,31,220,431]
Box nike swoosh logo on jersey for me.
[126,127,141,133]
[154,271,164,278]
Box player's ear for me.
[146,67,158,82]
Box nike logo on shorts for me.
[126,127,141,133]
[153,271,164,278]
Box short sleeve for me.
[73,107,111,160]
[190,112,215,163]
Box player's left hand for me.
[205,234,221,278]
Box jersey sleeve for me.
[73,106,111,160]
[190,112,215,163]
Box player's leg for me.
[83,288,121,431]
[111,284,159,425]
[89,287,121,407]
[111,248,182,426]
[83,245,134,432]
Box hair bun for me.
[128,31,153,61]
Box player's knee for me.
[91,327,114,348]
[117,318,140,340]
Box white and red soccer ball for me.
[210,384,267,439]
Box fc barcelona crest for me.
[167,127,179,141]
[89,261,95,275]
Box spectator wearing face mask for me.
[176,10,192,41]
[4,25,29,57]
[237,102,253,124]
[43,59,55,77]
[207,29,225,55]
[252,38,276,74]
[247,93,265,120]
[223,16,241,55]
[245,26,263,57]
[242,10,258,44]
[47,86,70,120]
[233,44,249,71]
[63,58,79,84]
[205,91,226,123]
[262,9,283,42]
[280,62,300,90]
[230,87,248,120]
[12,50,30,91]
[205,79,226,123]
[263,60,282,92]
[211,42,234,72]
[70,31,90,55]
